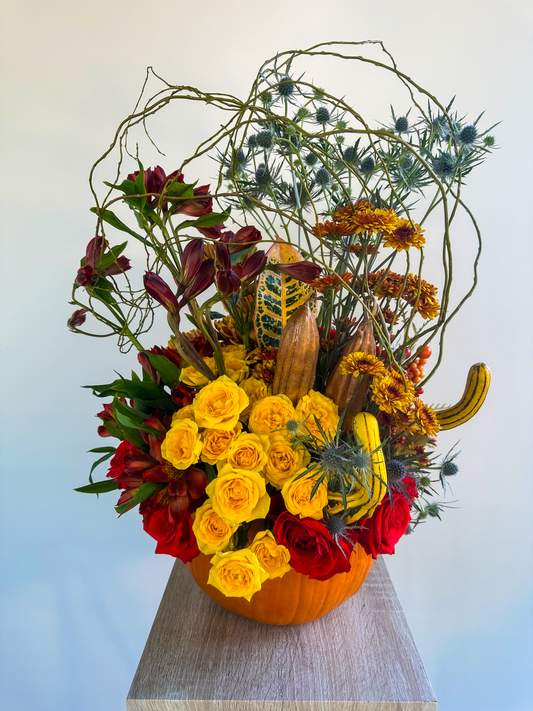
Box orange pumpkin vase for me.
[187,544,374,626]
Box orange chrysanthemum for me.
[339,352,386,378]
[250,347,278,362]
[253,363,276,384]
[345,243,379,255]
[405,275,440,320]
[332,199,372,224]
[312,220,354,238]
[412,398,441,436]
[311,272,354,293]
[339,208,399,236]
[371,370,415,415]
[382,308,400,326]
[383,218,426,252]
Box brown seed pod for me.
[325,312,376,431]
[272,300,319,405]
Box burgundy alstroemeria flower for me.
[75,235,131,286]
[144,272,180,314]
[233,250,267,281]
[178,239,215,302]
[273,260,323,283]
[221,225,262,254]
[105,255,131,276]
[75,264,95,286]
[215,242,241,296]
[127,166,214,219]
[67,308,87,330]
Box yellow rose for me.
[295,390,339,445]
[193,501,238,554]
[200,423,242,465]
[206,464,270,524]
[281,469,328,520]
[219,432,270,472]
[224,357,249,384]
[264,433,311,489]
[172,405,196,423]
[239,377,268,419]
[248,394,295,435]
[180,357,217,388]
[249,530,292,579]
[193,375,249,431]
[161,419,202,469]
[208,548,268,601]
[221,344,248,361]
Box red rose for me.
[273,511,352,581]
[142,505,199,563]
[357,477,417,559]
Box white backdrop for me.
[1,1,532,710]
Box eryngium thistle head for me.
[324,514,347,538]
[386,459,408,482]
[352,451,371,471]
[442,461,459,477]
[285,419,299,433]
[459,124,478,144]
[255,164,270,186]
[426,502,441,518]
[277,75,295,97]
[434,153,455,177]
[484,135,495,147]
[315,167,330,186]
[343,146,357,163]
[256,131,274,149]
[247,134,257,148]
[320,445,347,472]
[360,156,375,173]
[316,107,330,124]
[305,152,319,166]
[395,116,409,133]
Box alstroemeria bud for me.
[143,272,179,313]
[85,235,108,267]
[105,255,131,276]
[221,225,262,254]
[138,352,161,386]
[75,264,94,286]
[181,239,204,284]
[216,270,241,296]
[182,259,215,301]
[215,242,232,271]
[234,250,267,281]
[67,308,87,330]
[274,261,322,283]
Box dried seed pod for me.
[325,313,376,431]
[272,300,319,405]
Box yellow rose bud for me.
[193,375,249,431]
[172,405,196,423]
[161,419,202,469]
[248,394,295,435]
[249,530,292,579]
[206,464,270,524]
[239,377,268,419]
[281,469,328,520]
[220,344,248,361]
[208,548,268,601]
[200,423,242,465]
[218,432,270,472]
[180,357,217,388]
[193,501,238,554]
[224,357,249,384]
[264,433,311,489]
[295,390,339,445]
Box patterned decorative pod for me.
[187,545,374,625]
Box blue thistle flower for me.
[395,116,409,133]
[434,153,455,177]
[360,156,375,173]
[316,107,330,124]
[442,461,458,477]
[277,75,295,97]
[305,152,319,166]
[459,124,478,144]
[255,164,270,187]
[343,146,357,163]
[386,459,408,482]
[484,135,496,147]
[256,130,274,149]
[248,134,257,148]
[315,167,331,186]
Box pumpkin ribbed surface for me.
[187,544,374,625]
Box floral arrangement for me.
[70,42,494,607]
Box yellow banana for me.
[435,363,491,430]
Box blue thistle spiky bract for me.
[277,75,295,97]
[352,452,370,471]
[386,459,408,482]
[459,124,477,144]
[395,116,409,133]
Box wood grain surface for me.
[127,557,437,711]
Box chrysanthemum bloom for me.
[339,351,386,378]
[332,199,372,224]
[371,370,415,414]
[406,275,440,320]
[412,398,441,436]
[249,530,291,579]
[383,218,426,251]
[345,243,379,255]
[311,220,354,239]
[311,272,354,294]
[382,308,400,325]
[339,208,399,236]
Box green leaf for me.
[113,397,163,438]
[115,481,164,515]
[90,207,147,243]
[111,399,147,449]
[92,277,119,307]
[87,446,116,454]
[166,180,195,199]
[103,179,137,195]
[75,480,119,494]
[134,161,147,211]
[101,420,125,441]
[177,210,230,231]
[204,463,217,482]
[89,449,116,478]
[146,352,182,388]
[99,241,128,270]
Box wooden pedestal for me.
[127,557,437,710]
